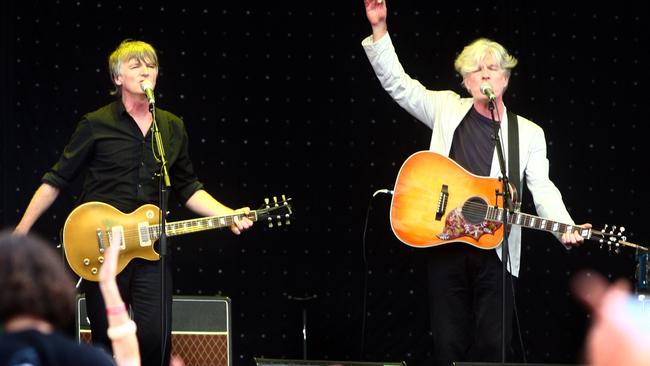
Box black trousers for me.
[427,244,515,366]
[81,257,173,366]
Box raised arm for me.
[99,227,141,366]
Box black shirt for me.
[449,106,498,176]
[42,100,203,213]
[0,330,115,366]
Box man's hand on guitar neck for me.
[231,207,253,235]
[185,189,253,235]
[561,223,592,246]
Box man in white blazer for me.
[362,0,591,364]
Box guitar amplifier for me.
[76,295,232,366]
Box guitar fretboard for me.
[486,206,589,238]
[148,212,258,240]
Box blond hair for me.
[454,38,518,78]
[108,39,158,94]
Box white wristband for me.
[107,320,137,340]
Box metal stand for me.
[150,102,172,366]
[487,99,512,363]
[286,294,317,359]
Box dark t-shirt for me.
[0,330,115,366]
[449,106,497,176]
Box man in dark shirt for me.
[14,39,252,366]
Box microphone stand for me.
[488,98,512,363]
[149,101,172,365]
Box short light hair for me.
[454,38,518,78]
[108,39,158,94]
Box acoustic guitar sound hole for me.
[461,197,488,225]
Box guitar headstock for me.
[257,195,293,228]
[591,224,648,253]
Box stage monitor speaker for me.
[254,359,406,366]
[453,363,581,366]
[76,295,232,366]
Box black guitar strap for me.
[507,111,521,198]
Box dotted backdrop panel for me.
[1,1,647,365]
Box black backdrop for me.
[1,1,647,365]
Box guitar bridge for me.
[436,184,449,221]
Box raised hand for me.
[99,227,122,283]
[572,271,649,366]
[364,0,388,34]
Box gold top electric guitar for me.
[62,196,292,281]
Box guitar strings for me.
[455,201,576,234]
[97,215,246,246]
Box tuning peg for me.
[264,197,270,208]
[273,196,279,206]
[282,194,287,203]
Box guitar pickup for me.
[436,185,449,221]
[136,223,151,247]
[95,229,105,253]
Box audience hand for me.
[572,271,650,365]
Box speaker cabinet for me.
[76,295,232,366]
[254,359,406,366]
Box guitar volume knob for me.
[91,267,98,275]
[98,256,104,264]
[83,258,90,266]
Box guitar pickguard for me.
[438,208,502,241]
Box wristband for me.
[107,320,137,340]
[105,303,127,316]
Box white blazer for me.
[362,33,574,276]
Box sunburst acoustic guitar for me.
[389,151,645,252]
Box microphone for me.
[140,80,155,105]
[479,82,496,102]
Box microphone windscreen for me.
[480,82,492,94]
[140,80,154,92]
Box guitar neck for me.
[486,207,591,239]
[150,211,258,239]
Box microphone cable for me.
[359,188,393,359]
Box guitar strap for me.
[507,111,521,198]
